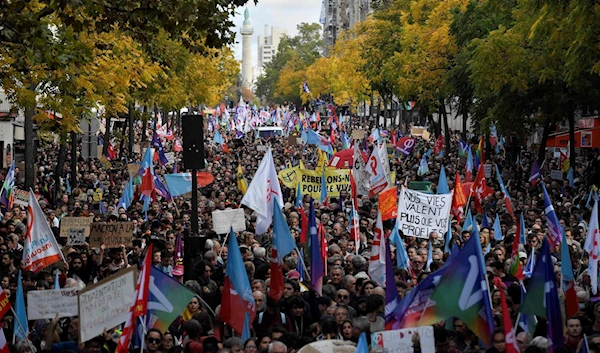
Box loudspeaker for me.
[182,114,205,170]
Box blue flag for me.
[437,165,450,194]
[519,213,527,244]
[164,173,195,197]
[309,199,323,294]
[14,270,28,341]
[213,130,224,145]
[417,155,429,176]
[66,175,71,195]
[295,182,302,207]
[320,171,328,204]
[152,132,169,166]
[357,333,369,353]
[297,248,305,282]
[242,312,251,341]
[568,167,575,188]
[426,242,433,271]
[542,182,563,246]
[462,208,473,233]
[444,219,453,254]
[390,223,409,269]
[273,199,297,263]
[481,213,489,228]
[561,230,574,282]
[492,214,502,241]
[54,270,60,290]
[520,238,563,353]
[384,238,398,323]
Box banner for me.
[278,166,300,189]
[371,326,435,353]
[12,189,40,207]
[397,187,452,239]
[89,222,134,248]
[59,217,94,238]
[27,288,79,320]
[408,181,433,194]
[379,187,398,221]
[297,169,350,199]
[78,267,136,343]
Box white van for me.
[255,126,284,139]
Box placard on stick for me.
[352,130,365,140]
[211,209,246,234]
[60,217,94,238]
[27,288,79,320]
[89,222,134,248]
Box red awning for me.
[546,126,600,148]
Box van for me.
[255,126,284,139]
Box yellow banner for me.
[297,169,350,198]
[278,166,300,189]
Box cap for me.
[519,252,527,259]
[287,270,300,280]
[173,265,184,277]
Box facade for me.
[321,0,372,54]
[347,0,372,29]
[257,25,287,76]
[240,8,254,89]
[0,88,26,168]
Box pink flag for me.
[23,189,65,273]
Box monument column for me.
[241,8,254,89]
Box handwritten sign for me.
[372,326,434,353]
[89,222,134,248]
[13,189,40,207]
[212,209,246,234]
[352,130,365,139]
[397,187,452,239]
[484,164,492,178]
[551,170,563,180]
[127,163,140,176]
[27,288,79,320]
[78,267,136,343]
[60,217,94,238]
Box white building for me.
[257,25,287,76]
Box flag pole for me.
[10,307,35,352]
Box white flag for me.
[23,189,65,273]
[368,212,386,287]
[365,144,390,197]
[585,198,600,294]
[353,143,370,196]
[0,327,7,352]
[241,148,283,234]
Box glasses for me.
[337,295,349,299]
[147,338,161,344]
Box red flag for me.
[222,143,231,154]
[379,187,398,221]
[451,172,466,223]
[565,280,579,318]
[495,278,519,353]
[269,248,285,301]
[0,292,10,319]
[299,207,308,244]
[107,143,117,160]
[116,244,153,353]
[433,135,444,155]
[319,223,328,273]
[330,129,336,144]
[174,139,183,152]
[471,164,492,213]
[140,147,155,197]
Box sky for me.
[231,0,323,63]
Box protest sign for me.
[127,163,139,176]
[27,288,79,320]
[397,187,452,239]
[278,166,299,189]
[212,209,246,234]
[484,164,492,178]
[352,130,365,140]
[297,169,351,199]
[165,152,175,165]
[67,229,86,246]
[257,145,267,152]
[89,222,134,248]
[379,187,398,221]
[13,189,40,207]
[551,170,563,180]
[60,217,94,238]
[78,267,136,343]
[371,326,435,353]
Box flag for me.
[482,213,490,229]
[242,313,251,342]
[241,148,283,234]
[459,140,469,157]
[560,149,570,172]
[368,129,381,144]
[429,228,495,345]
[303,129,333,154]
[0,328,8,353]
[437,165,450,194]
[496,279,518,353]
[417,155,429,176]
[395,137,415,156]
[144,266,195,332]
[0,161,14,208]
[492,214,502,241]
[319,223,328,275]
[13,270,28,341]
[116,244,153,353]
[495,165,515,219]
[173,138,183,152]
[54,270,60,290]
[320,171,328,205]
[518,213,527,244]
[562,229,578,318]
[365,143,391,196]
[309,199,323,294]
[444,218,453,254]
[542,182,563,247]
[237,164,249,195]
[451,172,466,223]
[349,171,360,253]
[152,132,169,165]
[523,248,535,278]
[117,172,134,210]
[270,199,297,300]
[368,212,386,287]
[213,130,224,145]
[471,164,492,213]
[490,125,498,146]
[140,145,155,197]
[475,136,485,169]
[529,160,541,186]
[518,284,538,335]
[582,335,591,353]
[426,242,432,271]
[302,81,310,93]
[465,148,474,182]
[356,333,369,353]
[297,248,305,282]
[390,223,409,269]
[433,135,444,155]
[520,238,564,353]
[23,190,65,272]
[585,198,600,295]
[384,237,398,329]
[221,228,256,334]
[462,208,473,233]
[65,174,71,195]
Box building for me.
[257,25,287,76]
[240,8,254,89]
[0,88,25,168]
[321,0,372,54]
[347,0,372,29]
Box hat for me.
[519,252,527,259]
[172,265,184,277]
[287,270,301,280]
[284,202,293,211]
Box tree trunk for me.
[103,114,112,157]
[24,103,36,190]
[54,138,67,203]
[568,109,576,169]
[440,98,451,152]
[128,103,134,158]
[119,116,127,159]
[153,104,158,135]
[462,104,468,140]
[537,118,552,164]
[177,110,181,132]
[70,132,77,188]
[141,106,148,145]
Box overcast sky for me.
[231,0,323,63]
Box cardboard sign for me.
[165,152,175,165]
[133,144,141,154]
[13,188,41,207]
[212,209,246,234]
[78,268,136,343]
[551,170,563,180]
[484,164,492,178]
[89,222,134,248]
[60,217,94,238]
[257,145,267,152]
[287,135,297,146]
[127,163,140,176]
[371,326,435,353]
[397,187,452,239]
[27,288,79,320]
[421,130,431,140]
[67,228,86,246]
[352,130,365,140]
